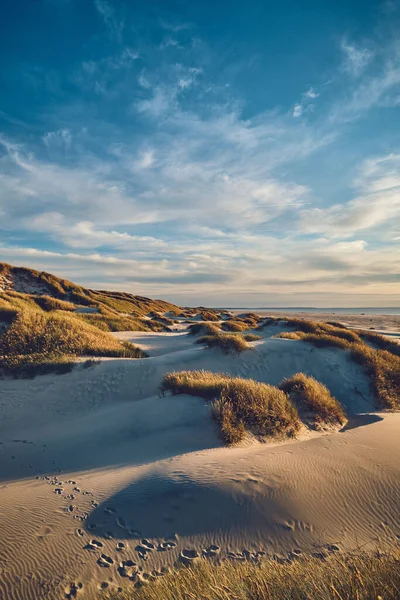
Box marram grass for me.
[108,551,400,600]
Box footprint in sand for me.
[180,548,200,565]
[326,544,341,553]
[54,488,64,495]
[65,582,83,598]
[104,507,116,515]
[116,542,126,552]
[97,554,114,568]
[116,516,126,529]
[202,544,220,558]
[157,541,177,552]
[84,539,104,551]
[128,529,142,537]
[117,559,138,578]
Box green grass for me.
[280,372,347,429]
[108,551,400,600]
[196,334,250,354]
[161,371,300,444]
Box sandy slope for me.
[0,330,399,599]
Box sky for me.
[0,0,399,307]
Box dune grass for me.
[272,322,400,410]
[188,322,221,336]
[280,372,347,429]
[161,371,300,444]
[243,333,261,341]
[221,319,249,332]
[76,312,159,333]
[109,551,400,600]
[200,310,219,322]
[0,308,146,378]
[273,331,302,340]
[357,330,400,356]
[197,334,250,355]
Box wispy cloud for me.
[94,0,124,41]
[341,39,374,77]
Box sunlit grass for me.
[161,370,300,444]
[109,551,400,600]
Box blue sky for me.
[0,0,399,306]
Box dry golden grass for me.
[280,372,347,429]
[273,323,400,410]
[0,309,145,358]
[197,334,250,355]
[350,345,400,411]
[357,330,400,357]
[161,371,300,444]
[0,307,147,378]
[243,333,261,342]
[109,551,400,600]
[0,261,181,317]
[188,322,221,336]
[77,313,158,333]
[200,310,219,322]
[31,295,75,312]
[273,331,302,340]
[221,320,248,332]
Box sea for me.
[222,307,400,316]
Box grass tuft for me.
[108,551,400,600]
[221,320,248,332]
[197,334,250,354]
[161,371,300,444]
[280,372,347,429]
[188,322,221,336]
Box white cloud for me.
[292,103,302,118]
[300,153,400,237]
[341,39,373,77]
[133,150,155,170]
[304,87,319,99]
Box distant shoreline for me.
[218,307,400,316]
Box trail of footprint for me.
[65,582,83,598]
[97,554,114,568]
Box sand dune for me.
[0,328,399,599]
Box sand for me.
[0,321,399,599]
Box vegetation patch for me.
[243,333,261,342]
[272,332,301,340]
[280,372,347,429]
[161,371,300,444]
[109,551,400,600]
[221,320,248,332]
[188,322,221,336]
[200,310,219,322]
[196,334,250,355]
[0,308,147,378]
[357,330,400,357]
[273,320,400,410]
